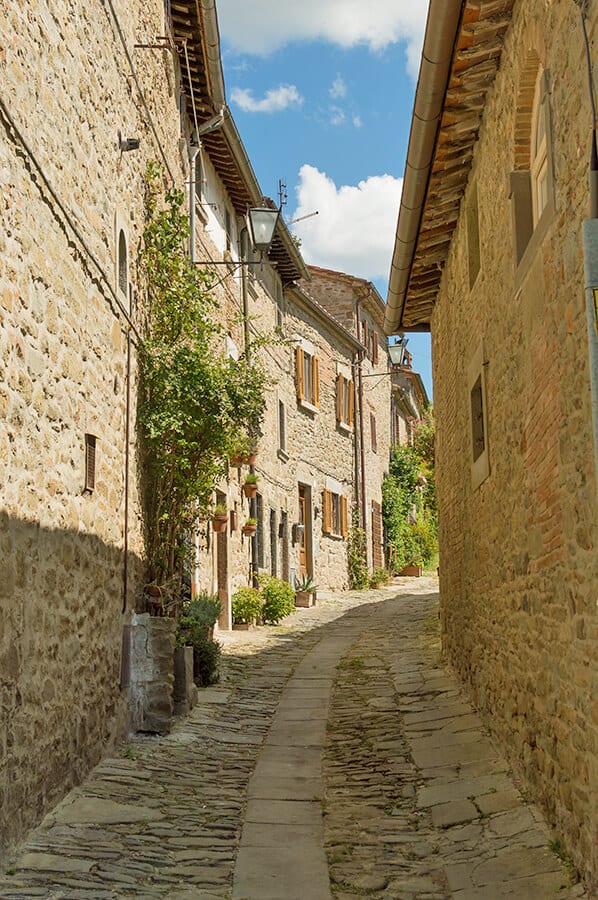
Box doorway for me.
[298,483,313,578]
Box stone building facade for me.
[304,267,391,570]
[390,348,429,447]
[0,0,190,856]
[385,0,598,887]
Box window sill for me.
[338,421,353,435]
[299,399,319,414]
[277,448,289,463]
[322,531,345,541]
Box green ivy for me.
[383,413,438,573]
[138,164,266,587]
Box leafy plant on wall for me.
[138,163,266,590]
[383,410,438,573]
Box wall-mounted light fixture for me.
[118,132,140,152]
[193,205,280,267]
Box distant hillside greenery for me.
[383,410,438,573]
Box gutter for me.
[384,0,464,335]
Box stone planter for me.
[129,613,176,733]
[173,646,198,716]
[295,590,316,608]
[399,564,423,577]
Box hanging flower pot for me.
[211,505,228,533]
[246,449,258,466]
[242,518,257,537]
[243,475,259,499]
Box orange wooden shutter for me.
[322,490,332,533]
[348,381,354,427]
[313,356,320,407]
[336,374,343,423]
[296,347,304,400]
[340,495,348,537]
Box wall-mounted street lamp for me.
[388,337,408,367]
[246,207,280,256]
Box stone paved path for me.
[0,579,588,899]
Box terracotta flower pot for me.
[242,524,257,537]
[399,564,422,577]
[211,514,228,533]
[243,482,258,499]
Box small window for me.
[362,320,369,356]
[336,374,354,428]
[194,151,203,201]
[370,413,377,454]
[224,207,232,253]
[84,434,97,493]
[117,229,128,298]
[371,331,379,365]
[278,400,287,454]
[467,182,481,288]
[322,490,348,537]
[468,342,490,490]
[276,280,284,328]
[296,347,320,409]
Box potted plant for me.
[242,517,257,537]
[231,586,263,629]
[176,592,223,685]
[243,474,259,498]
[211,503,228,533]
[294,574,318,608]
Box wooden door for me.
[298,485,307,575]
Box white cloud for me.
[330,75,347,99]
[291,164,402,281]
[329,106,346,126]
[230,84,303,113]
[218,0,429,78]
[352,115,362,128]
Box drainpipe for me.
[122,326,131,614]
[356,295,367,533]
[189,144,200,262]
[239,226,258,583]
[352,352,360,517]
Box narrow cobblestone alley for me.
[0,580,587,899]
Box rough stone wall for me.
[0,0,185,857]
[431,0,598,884]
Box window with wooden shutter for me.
[340,496,348,537]
[336,374,343,424]
[296,347,305,401]
[313,356,320,407]
[84,434,97,492]
[322,489,332,534]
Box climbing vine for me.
[383,410,438,573]
[138,163,266,588]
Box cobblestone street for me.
[0,579,587,899]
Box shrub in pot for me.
[294,574,317,608]
[258,574,296,624]
[232,586,263,625]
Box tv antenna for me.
[278,179,288,209]
[287,210,319,225]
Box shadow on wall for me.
[0,509,144,862]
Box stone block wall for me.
[430,0,598,883]
[0,0,185,858]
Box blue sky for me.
[216,0,433,399]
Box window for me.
[270,509,277,576]
[84,434,97,493]
[370,413,377,454]
[336,374,354,428]
[467,181,481,288]
[117,229,128,298]
[322,490,348,537]
[194,151,203,201]
[467,342,490,490]
[295,346,320,409]
[278,400,287,456]
[276,280,284,328]
[371,331,379,365]
[224,207,232,253]
[510,67,554,269]
[361,319,369,355]
[531,73,548,226]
